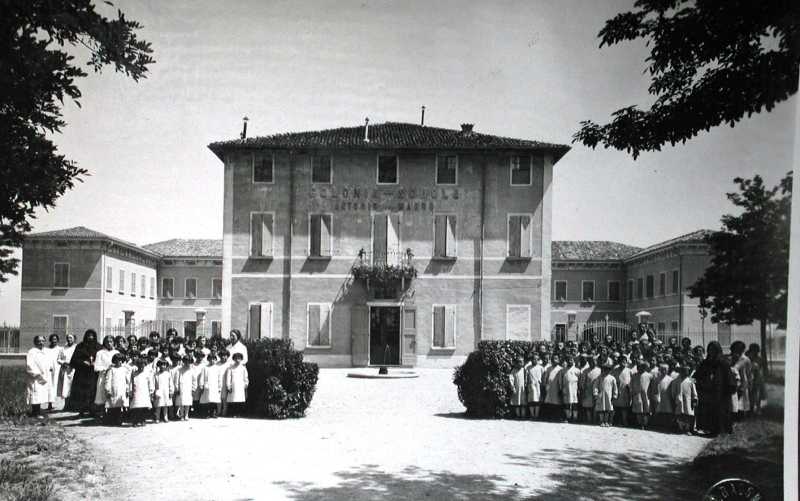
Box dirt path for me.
[60,369,711,500]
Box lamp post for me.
[699,295,708,348]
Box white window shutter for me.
[434,215,446,257]
[446,216,456,257]
[260,303,272,338]
[387,214,400,265]
[445,305,456,347]
[251,214,262,256]
[320,215,331,257]
[372,214,387,265]
[261,213,273,256]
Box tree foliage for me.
[574,0,799,158]
[0,0,154,281]
[689,172,792,363]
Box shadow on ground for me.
[273,448,741,501]
[274,464,527,501]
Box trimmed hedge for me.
[453,340,538,418]
[245,338,319,419]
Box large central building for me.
[207,121,570,367]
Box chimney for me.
[364,117,370,143]
[240,116,249,140]
[421,105,426,126]
[460,123,474,135]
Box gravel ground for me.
[60,368,712,501]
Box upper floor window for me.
[433,214,457,258]
[140,275,146,298]
[185,278,197,299]
[162,278,174,299]
[105,265,113,292]
[149,277,155,299]
[671,269,680,294]
[554,280,567,301]
[627,279,634,301]
[507,214,532,258]
[510,155,532,185]
[646,275,654,298]
[312,155,332,184]
[636,277,644,299]
[212,278,222,299]
[582,281,595,302]
[372,213,401,266]
[130,272,136,296]
[659,272,666,296]
[253,153,274,183]
[53,263,69,288]
[309,214,332,258]
[250,212,274,257]
[608,281,621,302]
[436,155,457,185]
[377,155,398,184]
[118,269,125,294]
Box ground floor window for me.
[52,315,68,337]
[506,304,531,340]
[0,327,20,353]
[554,323,566,342]
[211,320,222,338]
[671,321,679,332]
[431,305,456,349]
[248,303,273,339]
[307,303,331,347]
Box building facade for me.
[208,122,569,367]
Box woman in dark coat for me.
[694,341,737,436]
[68,329,101,415]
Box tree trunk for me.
[760,317,769,376]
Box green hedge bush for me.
[245,338,319,419]
[453,340,538,418]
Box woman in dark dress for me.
[694,341,737,436]
[68,329,100,415]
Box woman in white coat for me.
[26,336,50,417]
[42,334,62,411]
[57,334,76,401]
[93,336,118,418]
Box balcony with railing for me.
[351,248,417,300]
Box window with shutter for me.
[53,263,69,288]
[377,155,398,184]
[140,275,146,297]
[310,214,332,257]
[185,278,197,298]
[372,214,388,265]
[671,269,679,294]
[627,280,634,300]
[307,303,331,347]
[211,321,222,338]
[582,281,595,302]
[52,316,68,337]
[506,305,531,341]
[253,154,274,183]
[119,270,125,294]
[510,155,532,185]
[150,277,155,298]
[436,155,457,185]
[162,278,174,298]
[212,279,222,299]
[432,305,456,348]
[646,275,654,298]
[507,214,532,258]
[636,278,644,299]
[250,212,274,257]
[554,281,567,301]
[433,215,457,258]
[312,155,332,183]
[659,272,666,296]
[105,266,113,292]
[131,272,136,296]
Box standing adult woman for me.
[42,333,62,411]
[93,335,119,419]
[69,330,101,415]
[694,341,737,436]
[227,329,248,365]
[57,334,77,406]
[26,336,50,418]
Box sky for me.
[0,0,795,324]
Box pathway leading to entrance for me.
[61,369,710,500]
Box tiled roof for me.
[552,241,642,261]
[25,226,159,258]
[26,226,115,240]
[627,229,713,259]
[208,121,570,160]
[142,239,223,257]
